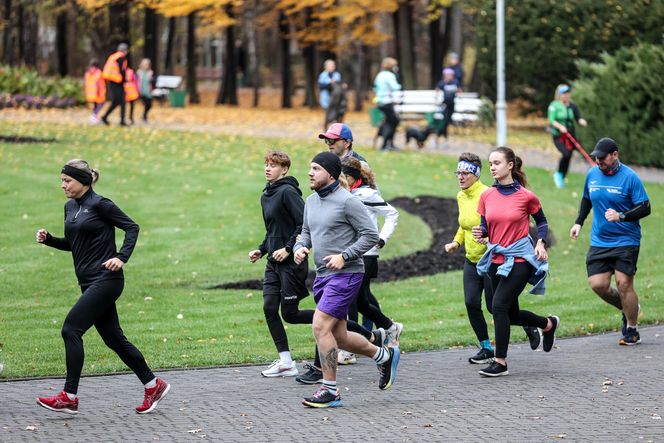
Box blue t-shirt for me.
[436,79,460,103]
[584,164,649,247]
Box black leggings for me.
[378,103,400,149]
[102,81,126,124]
[62,279,154,394]
[348,256,392,330]
[440,100,455,138]
[554,136,573,177]
[463,259,493,343]
[263,296,314,353]
[141,96,153,121]
[489,262,548,359]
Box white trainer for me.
[387,322,403,347]
[337,350,357,365]
[261,360,299,377]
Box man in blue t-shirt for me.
[570,138,651,346]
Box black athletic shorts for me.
[586,245,640,277]
[263,259,309,304]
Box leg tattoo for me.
[320,348,338,373]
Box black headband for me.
[341,165,361,180]
[61,164,93,185]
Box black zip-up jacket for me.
[44,189,139,286]
[257,176,304,262]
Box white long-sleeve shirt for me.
[350,185,399,256]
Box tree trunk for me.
[429,10,441,88]
[353,44,368,112]
[17,3,23,63]
[246,0,260,107]
[186,12,200,104]
[279,12,292,108]
[143,7,158,72]
[108,1,130,54]
[2,0,12,65]
[301,8,316,108]
[450,3,463,57]
[429,5,452,87]
[56,4,68,76]
[302,45,316,108]
[164,17,176,74]
[22,5,38,67]
[217,6,237,105]
[392,2,416,89]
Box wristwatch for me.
[341,252,351,262]
[618,212,626,222]
[285,246,292,254]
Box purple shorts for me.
[312,273,364,320]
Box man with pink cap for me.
[319,123,366,163]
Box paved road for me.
[2,325,662,442]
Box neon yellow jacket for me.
[453,179,489,264]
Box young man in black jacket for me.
[249,151,313,377]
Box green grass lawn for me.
[1,120,662,379]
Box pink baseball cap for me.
[318,123,353,141]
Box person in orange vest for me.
[101,43,129,126]
[84,59,106,124]
[124,67,139,125]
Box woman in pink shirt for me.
[472,147,559,377]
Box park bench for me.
[370,91,483,127]
[151,75,183,99]
[394,90,483,123]
[370,91,485,148]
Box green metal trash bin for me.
[168,90,186,108]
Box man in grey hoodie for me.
[294,152,400,408]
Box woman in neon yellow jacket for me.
[444,153,539,365]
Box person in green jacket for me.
[444,153,540,364]
[548,84,587,189]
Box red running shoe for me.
[36,391,79,415]
[135,378,170,414]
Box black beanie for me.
[312,152,341,180]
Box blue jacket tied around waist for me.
[476,236,549,295]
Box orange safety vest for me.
[124,68,139,102]
[84,67,106,104]
[102,51,127,84]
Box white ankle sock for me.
[372,346,389,364]
[145,378,157,389]
[387,324,397,333]
[279,351,293,365]
[65,392,77,400]
[322,380,337,394]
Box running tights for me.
[61,279,154,394]
[489,262,548,359]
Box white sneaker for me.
[337,350,357,365]
[261,360,298,377]
[387,322,403,347]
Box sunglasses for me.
[324,138,341,145]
